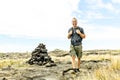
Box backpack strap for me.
[71,26,83,34]
[77,26,84,34]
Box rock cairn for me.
[27,43,56,67]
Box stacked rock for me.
[27,43,56,67]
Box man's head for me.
[72,17,77,27]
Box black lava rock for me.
[27,43,56,67]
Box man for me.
[67,17,86,72]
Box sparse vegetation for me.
[0,59,29,68]
[0,50,119,80]
[111,56,120,70]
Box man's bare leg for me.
[77,58,81,68]
[74,58,80,72]
[71,56,76,68]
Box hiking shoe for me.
[73,68,78,73]
[76,68,80,72]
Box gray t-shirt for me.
[68,26,85,46]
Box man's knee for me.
[71,56,76,59]
[77,58,81,61]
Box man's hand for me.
[76,29,81,34]
[76,29,86,39]
[67,30,72,39]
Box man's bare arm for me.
[67,30,72,39]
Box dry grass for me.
[0,50,120,80]
[94,68,120,80]
[82,54,112,61]
[0,59,29,69]
[93,55,120,80]
[111,56,120,70]
[59,52,120,80]
[80,51,120,80]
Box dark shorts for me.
[69,44,82,58]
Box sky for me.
[0,0,120,52]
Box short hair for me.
[72,17,77,22]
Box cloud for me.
[84,24,120,41]
[111,0,120,4]
[0,0,80,39]
[82,23,120,50]
[66,0,80,11]
[73,0,112,20]
[0,0,120,52]
[84,0,119,16]
[97,2,119,14]
[85,11,107,19]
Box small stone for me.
[2,77,7,80]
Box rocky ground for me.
[0,49,120,80]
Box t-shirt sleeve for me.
[81,28,85,34]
